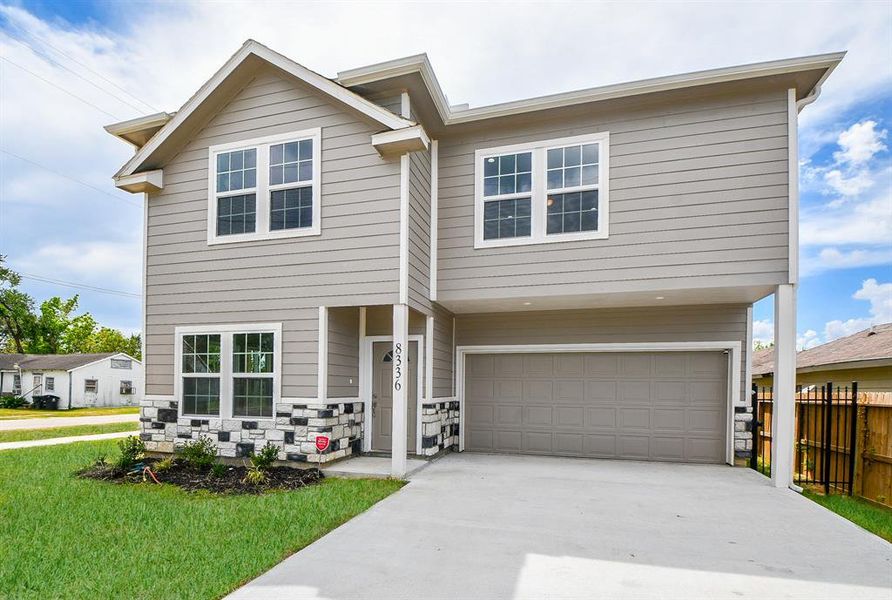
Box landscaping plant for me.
[251,441,280,470]
[0,395,29,409]
[179,435,217,468]
[115,436,146,470]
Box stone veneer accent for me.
[733,403,754,464]
[139,398,363,464]
[420,400,460,457]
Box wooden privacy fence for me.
[752,384,892,508]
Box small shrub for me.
[116,436,146,470]
[92,453,108,467]
[0,395,29,409]
[154,455,176,472]
[210,462,228,478]
[250,442,280,470]
[179,435,217,468]
[242,464,267,486]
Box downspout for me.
[68,371,73,410]
[796,84,822,112]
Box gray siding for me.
[432,302,454,397]
[145,67,401,396]
[328,307,359,398]
[437,88,790,302]
[407,147,432,313]
[455,304,749,403]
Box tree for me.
[0,255,36,353]
[0,256,141,358]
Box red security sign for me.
[315,436,330,452]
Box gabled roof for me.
[338,51,845,133]
[0,352,133,371]
[753,323,892,376]
[110,40,415,179]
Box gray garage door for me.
[465,351,728,463]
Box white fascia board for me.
[342,51,845,127]
[67,352,141,374]
[104,112,173,147]
[115,169,163,194]
[371,125,430,156]
[114,40,415,179]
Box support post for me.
[771,284,796,488]
[391,304,409,478]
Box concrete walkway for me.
[229,453,892,600]
[0,430,134,451]
[0,413,138,431]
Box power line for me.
[18,271,141,299]
[4,33,153,116]
[0,149,142,210]
[6,26,160,113]
[0,56,122,119]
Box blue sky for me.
[0,0,890,346]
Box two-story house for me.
[107,41,841,486]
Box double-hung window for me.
[207,128,321,244]
[474,132,609,248]
[176,324,281,419]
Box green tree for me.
[0,256,36,353]
[85,327,141,359]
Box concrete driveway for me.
[230,454,892,600]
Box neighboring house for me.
[107,40,841,483]
[0,353,144,408]
[753,323,892,393]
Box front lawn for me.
[0,406,140,420]
[0,421,138,443]
[803,490,892,542]
[0,441,404,598]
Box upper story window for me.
[176,324,281,419]
[207,128,321,245]
[474,132,609,248]
[110,358,132,370]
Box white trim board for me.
[113,39,413,180]
[360,334,425,455]
[429,139,439,301]
[454,341,743,466]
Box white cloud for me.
[12,241,142,293]
[798,330,821,350]
[753,319,774,346]
[834,120,888,166]
[824,167,876,197]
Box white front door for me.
[32,373,43,396]
[372,341,418,453]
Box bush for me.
[179,435,217,468]
[153,455,175,472]
[0,395,29,409]
[250,442,280,470]
[242,464,267,486]
[116,436,146,470]
[210,463,227,478]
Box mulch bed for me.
[78,457,323,495]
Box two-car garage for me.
[462,350,732,464]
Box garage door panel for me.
[466,351,727,464]
[586,406,617,428]
[526,405,554,426]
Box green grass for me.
[0,441,404,598]
[0,406,139,420]
[803,490,892,542]
[0,421,138,443]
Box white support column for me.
[391,303,409,477]
[771,284,796,488]
[317,306,328,402]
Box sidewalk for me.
[0,430,134,451]
[0,413,139,431]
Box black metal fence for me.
[751,382,858,495]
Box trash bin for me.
[32,395,60,410]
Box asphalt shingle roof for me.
[0,353,118,371]
[752,322,892,376]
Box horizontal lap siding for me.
[408,147,432,313]
[144,67,401,396]
[328,307,359,398]
[432,302,455,397]
[437,89,790,301]
[455,304,750,403]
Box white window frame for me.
[84,379,98,393]
[174,323,282,420]
[207,128,322,245]
[474,131,609,248]
[45,376,55,391]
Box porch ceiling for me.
[437,284,774,314]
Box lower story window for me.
[483,197,531,240]
[85,379,98,393]
[233,378,273,418]
[217,194,256,236]
[182,378,220,415]
[120,380,133,395]
[45,377,55,391]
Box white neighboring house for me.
[0,353,143,409]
